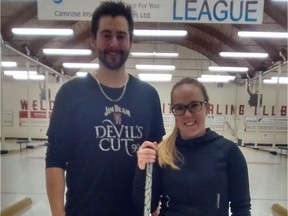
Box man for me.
[45,2,165,216]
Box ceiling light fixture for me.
[76,72,88,77]
[208,66,249,72]
[136,64,175,70]
[219,52,269,58]
[12,28,74,36]
[4,70,38,76]
[238,31,288,38]
[133,30,187,37]
[28,74,45,80]
[263,77,288,84]
[13,74,45,80]
[197,75,235,83]
[43,49,92,55]
[63,63,99,69]
[138,73,172,82]
[130,52,179,57]
[1,61,17,67]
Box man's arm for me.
[46,167,66,216]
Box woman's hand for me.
[137,141,157,170]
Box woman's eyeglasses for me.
[171,101,207,116]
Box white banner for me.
[245,116,288,132]
[163,114,175,130]
[206,115,225,131]
[37,0,264,24]
[2,110,13,126]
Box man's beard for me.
[97,49,129,70]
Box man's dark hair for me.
[91,1,134,41]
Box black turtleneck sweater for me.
[133,128,251,216]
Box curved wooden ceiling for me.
[1,0,287,79]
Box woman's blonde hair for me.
[157,126,182,170]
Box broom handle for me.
[144,163,153,216]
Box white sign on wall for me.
[163,114,174,130]
[2,110,13,126]
[19,111,51,127]
[206,115,225,131]
[37,0,264,24]
[245,116,288,133]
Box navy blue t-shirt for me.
[46,74,165,216]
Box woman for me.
[133,77,251,216]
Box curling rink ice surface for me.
[0,140,287,216]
